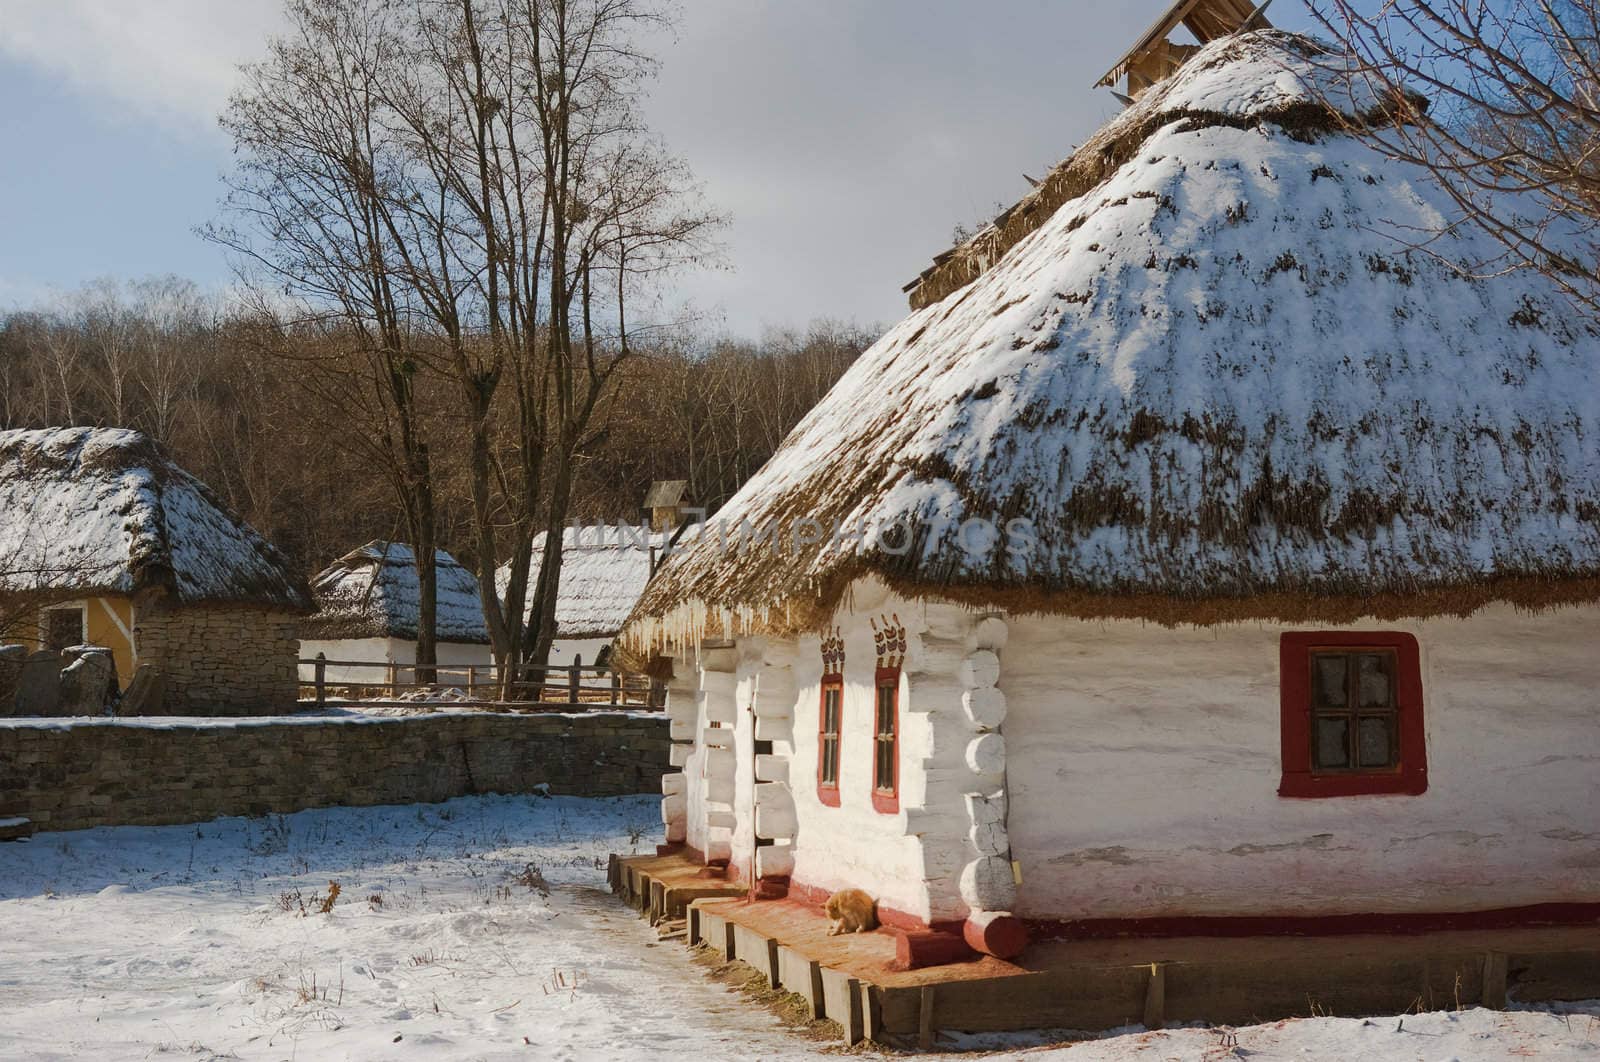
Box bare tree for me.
[212,0,446,679]
[1311,0,1600,312]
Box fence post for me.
[314,652,327,707]
[386,660,397,700]
[467,665,476,698]
[610,667,621,706]
[569,654,582,705]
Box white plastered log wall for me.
[1001,604,1600,920]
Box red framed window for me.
[817,674,843,807]
[871,667,900,813]
[1279,632,1427,798]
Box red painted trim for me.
[784,878,965,936]
[870,666,901,814]
[1027,902,1600,941]
[816,673,843,807]
[1279,631,1427,798]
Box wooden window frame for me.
[1279,632,1427,798]
[40,602,87,652]
[817,673,844,807]
[871,666,901,814]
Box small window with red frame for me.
[871,667,900,813]
[817,676,843,806]
[1280,632,1427,798]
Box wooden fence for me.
[298,654,664,711]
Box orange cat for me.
[824,888,878,935]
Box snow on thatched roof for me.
[0,427,310,612]
[304,542,490,644]
[501,527,668,640]
[627,31,1600,648]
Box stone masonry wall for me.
[0,711,669,832]
[134,603,300,716]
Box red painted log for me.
[963,911,1029,959]
[893,928,977,970]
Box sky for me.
[0,0,1316,336]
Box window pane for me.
[821,736,837,783]
[1313,654,1348,708]
[1358,716,1395,768]
[876,738,893,790]
[876,686,894,736]
[1356,654,1392,708]
[1315,716,1350,768]
[45,609,82,651]
[823,689,839,735]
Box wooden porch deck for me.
[610,851,1600,1046]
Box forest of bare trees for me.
[0,278,872,588]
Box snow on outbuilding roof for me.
[501,527,668,640]
[0,426,310,612]
[627,31,1600,648]
[304,542,490,644]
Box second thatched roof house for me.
[301,541,493,685]
[620,26,1600,972]
[0,426,310,715]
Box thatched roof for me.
[501,527,669,640]
[303,542,490,643]
[626,31,1600,650]
[0,427,310,612]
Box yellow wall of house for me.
[14,596,138,687]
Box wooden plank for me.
[689,905,701,946]
[723,919,737,961]
[1482,951,1508,1009]
[809,961,826,1020]
[766,938,782,989]
[918,985,936,1049]
[845,977,865,1044]
[1143,963,1166,1030]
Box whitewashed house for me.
[502,526,671,669]
[300,542,492,685]
[621,29,1600,964]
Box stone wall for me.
[134,602,300,716]
[0,711,669,832]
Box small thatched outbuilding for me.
[622,29,1600,964]
[500,526,672,669]
[300,542,493,684]
[0,426,310,715]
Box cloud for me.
[0,0,281,132]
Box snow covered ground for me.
[0,795,1594,1060]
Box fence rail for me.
[297,654,664,711]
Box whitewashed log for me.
[662,773,687,797]
[706,809,737,830]
[701,726,735,749]
[669,716,696,742]
[964,791,1006,827]
[664,818,686,843]
[751,689,795,720]
[704,746,736,775]
[969,819,1009,857]
[661,792,686,822]
[972,615,1009,653]
[700,645,739,674]
[959,855,1018,910]
[754,716,792,743]
[701,692,738,725]
[960,650,1001,691]
[666,696,698,724]
[705,777,736,805]
[961,686,1008,729]
[704,836,732,863]
[754,754,790,783]
[668,743,693,768]
[756,844,795,879]
[701,671,738,696]
[755,802,798,839]
[965,732,1006,777]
